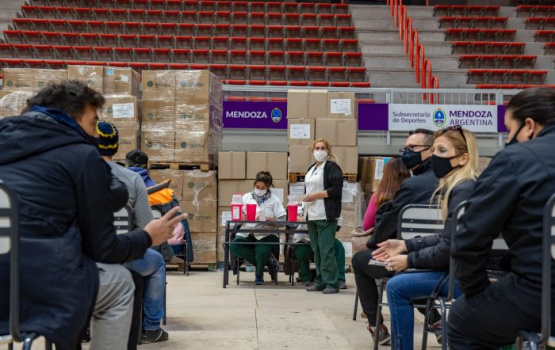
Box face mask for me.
[254,188,267,197]
[313,150,328,162]
[505,123,525,147]
[401,149,424,169]
[87,135,100,148]
[431,154,459,179]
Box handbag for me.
[350,227,374,253]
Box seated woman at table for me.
[230,171,286,285]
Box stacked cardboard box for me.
[141,70,223,163]
[150,169,219,264]
[0,91,33,118]
[0,68,68,117]
[3,68,68,93]
[287,90,358,174]
[67,65,141,97]
[217,151,289,262]
[101,95,140,161]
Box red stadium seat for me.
[288,66,306,81]
[308,66,326,81]
[173,49,191,62]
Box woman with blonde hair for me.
[302,138,344,294]
[372,125,479,349]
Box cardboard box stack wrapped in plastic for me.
[67,65,141,161]
[150,169,219,264]
[67,65,141,97]
[141,70,223,164]
[0,68,68,117]
[287,90,359,175]
[217,151,289,262]
[0,91,34,118]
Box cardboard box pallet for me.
[141,70,223,164]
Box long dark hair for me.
[375,157,410,207]
[507,87,555,127]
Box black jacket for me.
[406,180,475,269]
[453,124,555,297]
[306,160,343,221]
[0,111,152,350]
[368,158,439,248]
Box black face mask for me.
[401,149,424,169]
[86,134,100,147]
[505,123,525,147]
[431,154,459,179]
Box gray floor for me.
[5,271,442,350]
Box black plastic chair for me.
[0,180,53,350]
[374,204,444,350]
[516,193,555,350]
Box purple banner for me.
[358,103,389,131]
[223,101,287,129]
[497,105,508,133]
[223,101,508,132]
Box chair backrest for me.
[397,204,443,240]
[541,193,555,345]
[114,205,133,235]
[0,180,21,342]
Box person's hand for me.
[373,239,407,261]
[297,215,305,222]
[386,255,408,272]
[144,207,188,246]
[303,193,317,202]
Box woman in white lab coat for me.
[303,139,344,294]
[230,171,286,285]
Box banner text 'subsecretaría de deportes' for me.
[388,104,498,133]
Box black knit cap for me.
[96,120,119,156]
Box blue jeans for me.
[124,248,166,331]
[386,271,461,350]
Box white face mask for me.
[313,150,328,162]
[254,188,267,197]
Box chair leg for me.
[236,258,240,285]
[352,289,359,321]
[440,300,448,350]
[162,280,167,326]
[374,281,384,350]
[421,301,430,350]
[22,333,39,350]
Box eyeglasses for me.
[446,125,467,144]
[398,145,432,155]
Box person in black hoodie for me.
[0,80,185,350]
[303,138,344,294]
[448,88,555,349]
[352,129,439,345]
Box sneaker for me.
[255,276,264,285]
[338,280,347,290]
[367,324,391,346]
[141,328,169,344]
[322,287,339,294]
[431,320,442,344]
[306,285,326,292]
[301,281,312,287]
